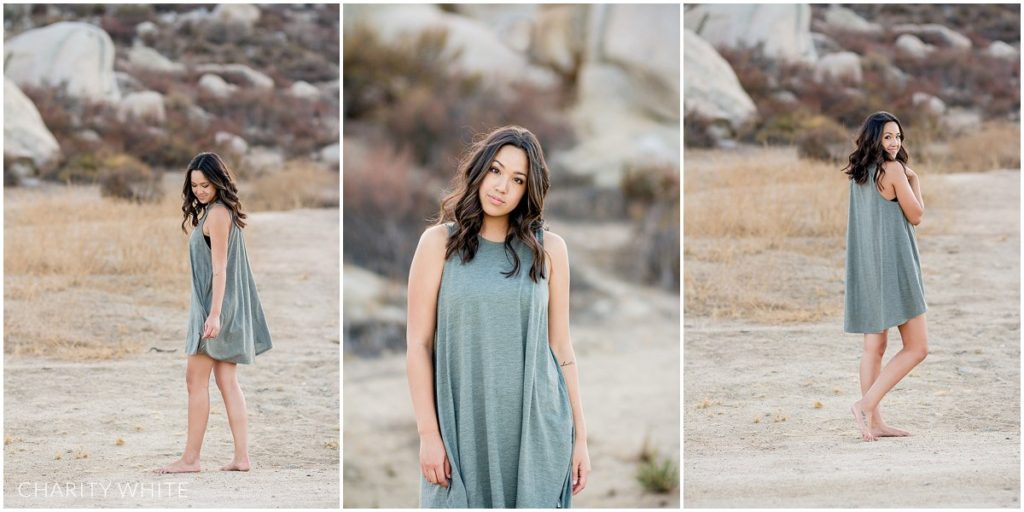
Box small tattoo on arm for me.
[560,360,575,367]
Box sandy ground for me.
[343,219,681,507]
[684,170,1020,507]
[4,208,340,508]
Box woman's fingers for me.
[431,466,448,488]
[572,461,588,495]
[444,455,451,479]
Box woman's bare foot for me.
[153,458,200,474]
[871,410,911,437]
[850,401,878,441]
[220,458,251,471]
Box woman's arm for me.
[883,160,924,225]
[544,231,591,496]
[406,224,450,488]
[203,206,232,339]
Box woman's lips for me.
[487,194,505,206]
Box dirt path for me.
[684,170,1020,507]
[4,208,340,508]
[343,218,681,507]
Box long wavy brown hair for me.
[180,152,247,233]
[437,126,550,282]
[842,111,909,190]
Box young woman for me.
[406,126,591,507]
[156,152,273,473]
[843,111,928,442]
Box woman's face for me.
[881,121,902,160]
[478,145,528,218]
[190,170,217,204]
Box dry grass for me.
[684,146,955,324]
[244,160,339,211]
[919,121,1021,174]
[4,183,188,360]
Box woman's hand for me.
[571,436,591,495]
[202,314,221,340]
[904,167,918,181]
[419,431,451,488]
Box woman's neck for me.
[479,215,509,242]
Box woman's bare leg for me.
[155,354,216,473]
[214,360,251,471]
[852,314,928,441]
[859,331,910,437]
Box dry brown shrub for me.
[244,160,339,211]
[922,121,1021,173]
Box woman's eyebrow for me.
[493,159,505,169]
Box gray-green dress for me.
[844,166,927,333]
[420,224,574,508]
[185,200,272,364]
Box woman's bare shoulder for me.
[418,224,450,250]
[542,229,568,256]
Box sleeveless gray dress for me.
[420,224,574,508]
[185,200,272,364]
[844,165,927,333]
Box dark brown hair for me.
[437,125,550,282]
[180,152,248,233]
[843,111,909,189]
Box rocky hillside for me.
[684,4,1020,159]
[4,4,339,194]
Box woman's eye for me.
[514,178,524,185]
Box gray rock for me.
[821,5,882,34]
[683,29,757,130]
[985,41,1018,60]
[195,63,274,90]
[772,90,798,104]
[684,4,816,62]
[198,73,238,98]
[4,21,121,101]
[4,78,61,175]
[117,91,166,124]
[599,4,679,121]
[451,5,536,53]
[344,4,559,91]
[811,32,841,55]
[814,51,862,84]
[288,80,320,100]
[527,5,589,75]
[893,23,971,50]
[115,71,146,94]
[242,147,285,176]
[895,34,934,59]
[214,131,248,156]
[319,143,340,168]
[128,44,185,74]
[912,92,946,116]
[941,107,982,134]
[135,21,157,38]
[212,4,261,30]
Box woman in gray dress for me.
[156,152,272,473]
[406,126,591,507]
[843,112,928,442]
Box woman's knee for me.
[185,371,210,393]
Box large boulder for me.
[4,78,61,178]
[527,5,588,75]
[599,4,679,121]
[684,4,816,62]
[450,5,537,53]
[344,4,558,91]
[683,29,757,130]
[288,80,320,100]
[117,91,166,124]
[814,51,862,84]
[4,21,121,102]
[912,92,946,116]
